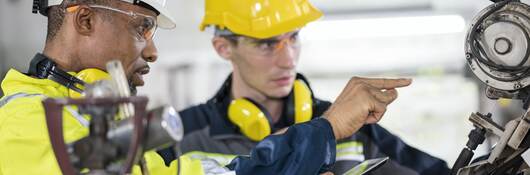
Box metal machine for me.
[43,61,184,175]
[452,0,530,174]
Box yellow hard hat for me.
[200,0,323,39]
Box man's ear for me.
[212,36,234,61]
[72,5,96,36]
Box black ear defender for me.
[28,53,86,93]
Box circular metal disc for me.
[483,21,528,66]
[465,2,530,91]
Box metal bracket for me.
[488,120,519,163]
[469,113,504,136]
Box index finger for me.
[358,77,412,89]
[370,88,398,104]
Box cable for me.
[175,145,182,175]
[470,1,517,70]
[469,0,530,82]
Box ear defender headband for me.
[228,77,314,141]
[28,53,111,98]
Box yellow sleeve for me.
[0,96,88,175]
[138,152,204,175]
[0,96,204,175]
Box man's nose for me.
[275,43,297,69]
[142,39,158,62]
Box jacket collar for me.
[205,74,240,137]
[1,68,68,98]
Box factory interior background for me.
[2,0,528,165]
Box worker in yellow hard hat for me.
[0,0,410,174]
[157,0,450,174]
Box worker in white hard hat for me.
[0,0,186,174]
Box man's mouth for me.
[272,75,294,87]
[131,66,150,87]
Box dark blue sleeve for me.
[226,118,337,175]
[360,124,450,175]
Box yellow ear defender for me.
[228,98,272,141]
[68,69,111,98]
[228,79,313,141]
[293,79,313,123]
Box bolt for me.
[494,37,512,55]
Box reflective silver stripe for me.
[336,141,365,162]
[184,151,237,167]
[0,93,43,108]
[0,93,89,127]
[65,106,89,127]
[200,158,234,175]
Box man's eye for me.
[291,33,299,41]
[136,18,153,33]
[137,25,146,34]
[258,42,276,50]
[143,18,155,28]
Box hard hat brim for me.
[140,0,176,29]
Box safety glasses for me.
[67,4,158,41]
[247,31,301,56]
[223,31,301,57]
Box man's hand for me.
[324,77,412,140]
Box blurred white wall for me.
[2,0,526,166]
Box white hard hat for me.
[39,0,176,29]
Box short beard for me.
[129,81,137,96]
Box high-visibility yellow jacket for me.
[0,69,206,175]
